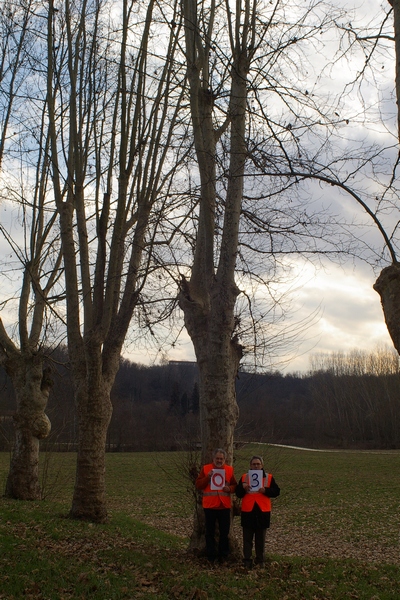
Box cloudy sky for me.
[127,260,393,374]
[0,0,396,375]
[122,0,397,374]
[275,262,393,373]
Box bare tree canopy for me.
[1,0,186,516]
[2,0,400,523]
[176,0,371,466]
[44,0,188,520]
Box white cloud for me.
[280,261,393,373]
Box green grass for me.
[0,445,399,599]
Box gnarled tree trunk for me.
[4,355,52,500]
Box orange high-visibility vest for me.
[240,472,272,512]
[202,464,234,509]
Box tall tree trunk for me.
[69,340,116,522]
[180,279,242,464]
[180,0,251,552]
[5,357,52,500]
[180,0,250,456]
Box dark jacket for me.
[236,471,280,529]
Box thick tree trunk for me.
[70,385,113,522]
[373,263,400,355]
[180,279,242,462]
[5,359,52,500]
[180,279,243,555]
[69,370,114,522]
[196,338,241,465]
[68,337,120,522]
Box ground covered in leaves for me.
[133,508,399,567]
[1,506,399,600]
[117,445,400,567]
[0,446,399,599]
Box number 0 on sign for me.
[210,469,226,490]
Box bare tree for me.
[175,0,361,552]
[223,1,400,372]
[45,0,185,521]
[309,346,400,447]
[0,0,62,499]
[178,0,351,463]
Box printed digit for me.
[251,472,260,489]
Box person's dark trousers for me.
[204,508,231,561]
[242,526,254,561]
[254,527,267,563]
[243,526,267,563]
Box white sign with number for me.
[210,469,226,490]
[248,469,263,491]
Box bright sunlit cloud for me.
[277,261,393,373]
[121,260,393,374]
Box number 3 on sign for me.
[248,470,263,491]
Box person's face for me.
[213,452,226,467]
[250,458,263,470]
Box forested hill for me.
[1,354,400,451]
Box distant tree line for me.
[1,347,399,452]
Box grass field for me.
[0,444,399,599]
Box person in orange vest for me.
[236,455,280,568]
[195,448,237,563]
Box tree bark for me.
[374,263,400,355]
[179,278,242,464]
[4,356,52,500]
[70,379,113,521]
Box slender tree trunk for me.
[5,357,52,500]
